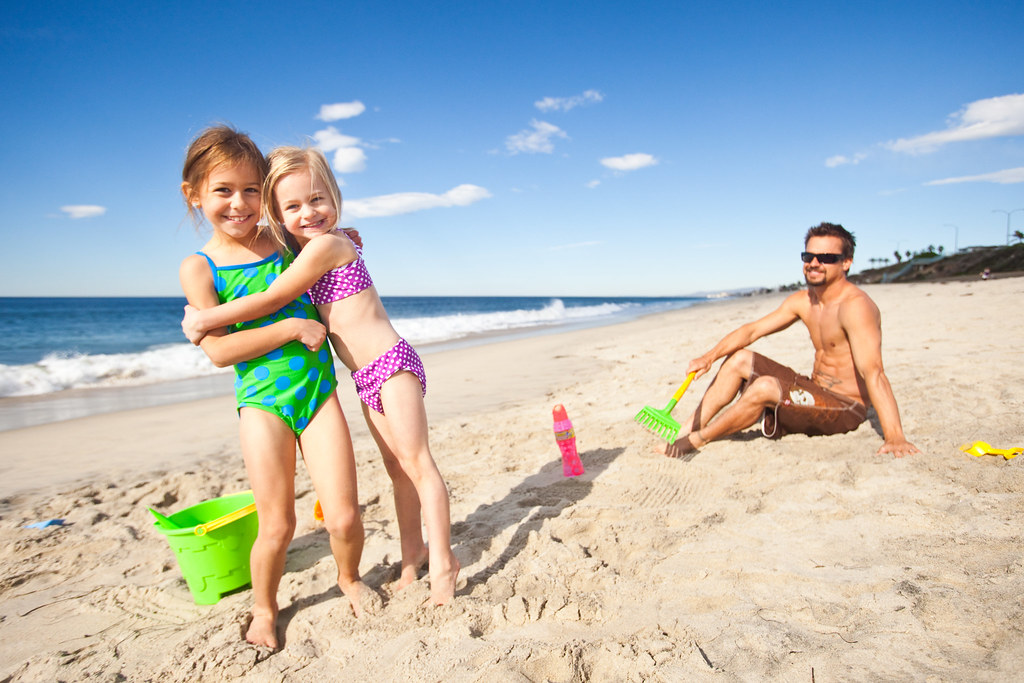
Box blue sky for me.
[2,0,1022,297]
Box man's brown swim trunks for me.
[744,352,867,439]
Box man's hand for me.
[686,355,713,380]
[877,438,920,458]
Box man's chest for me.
[802,306,849,355]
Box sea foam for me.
[0,297,698,397]
[0,345,223,397]
[392,298,633,344]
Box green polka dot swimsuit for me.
[198,250,338,434]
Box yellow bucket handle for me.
[194,491,257,536]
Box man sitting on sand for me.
[659,222,919,459]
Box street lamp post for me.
[993,208,1024,245]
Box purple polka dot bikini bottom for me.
[351,338,426,414]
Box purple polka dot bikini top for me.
[307,234,374,305]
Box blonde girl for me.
[178,128,371,648]
[183,146,459,605]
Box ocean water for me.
[0,295,704,403]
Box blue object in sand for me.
[24,519,65,529]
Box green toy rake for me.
[634,372,696,442]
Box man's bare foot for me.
[339,579,382,618]
[653,432,704,460]
[429,551,460,606]
[246,610,279,649]
[396,548,429,591]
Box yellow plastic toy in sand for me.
[960,441,1023,460]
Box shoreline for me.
[0,297,711,432]
[0,295,749,501]
[2,277,1023,680]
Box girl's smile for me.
[196,163,262,239]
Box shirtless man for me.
[659,222,919,459]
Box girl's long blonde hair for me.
[261,146,343,253]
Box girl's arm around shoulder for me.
[252,231,356,304]
[179,253,326,366]
[297,230,358,271]
[183,239,338,336]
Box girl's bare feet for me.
[429,551,460,606]
[339,578,382,618]
[246,610,279,649]
[396,548,429,591]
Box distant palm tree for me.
[1013,229,1024,244]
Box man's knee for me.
[721,349,755,377]
[739,374,781,405]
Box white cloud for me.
[313,126,367,173]
[314,126,360,150]
[585,179,601,189]
[505,120,568,154]
[363,137,401,150]
[924,166,1024,186]
[61,205,106,219]
[600,153,658,172]
[316,101,366,121]
[329,146,368,174]
[884,93,1024,154]
[345,184,491,218]
[825,152,867,168]
[535,89,604,112]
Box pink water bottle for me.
[553,404,585,477]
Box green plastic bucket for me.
[151,491,259,605]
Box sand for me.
[1,277,1023,681]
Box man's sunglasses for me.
[801,252,843,264]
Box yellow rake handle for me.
[671,372,696,401]
[663,372,696,410]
